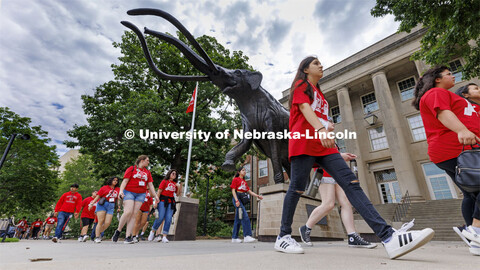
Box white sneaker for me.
[244,236,257,243]
[274,235,304,254]
[469,241,480,256]
[154,236,162,242]
[148,231,155,242]
[94,237,102,243]
[161,236,169,243]
[232,238,242,243]
[82,235,89,242]
[133,236,139,243]
[78,236,83,242]
[453,225,471,247]
[383,220,434,259]
[462,226,480,245]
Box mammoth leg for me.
[222,137,252,171]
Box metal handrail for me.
[393,190,411,222]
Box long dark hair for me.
[289,56,319,109]
[412,66,449,110]
[105,176,120,188]
[456,83,479,105]
[234,167,244,178]
[165,169,178,182]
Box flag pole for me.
[183,82,198,197]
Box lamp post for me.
[203,173,210,236]
[364,111,378,126]
[0,133,30,171]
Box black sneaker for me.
[124,236,133,244]
[299,225,313,246]
[112,230,120,242]
[348,233,377,248]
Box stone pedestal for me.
[169,196,199,241]
[257,183,346,242]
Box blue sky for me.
[0,0,399,157]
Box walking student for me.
[149,169,181,243]
[230,167,263,243]
[79,190,97,242]
[413,67,480,255]
[43,214,57,239]
[112,155,159,244]
[52,183,82,243]
[89,176,120,243]
[276,56,434,259]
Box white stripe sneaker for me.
[452,225,471,247]
[274,235,304,254]
[462,226,480,245]
[383,220,434,259]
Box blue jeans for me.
[280,154,394,241]
[152,201,174,234]
[232,197,252,238]
[54,211,72,239]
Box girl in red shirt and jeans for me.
[275,56,434,259]
[413,66,480,255]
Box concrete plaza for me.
[0,239,476,270]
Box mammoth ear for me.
[246,71,262,89]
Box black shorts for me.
[81,218,94,227]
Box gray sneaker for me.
[348,233,377,248]
[299,225,312,246]
[124,236,134,244]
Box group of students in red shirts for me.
[14,214,58,240]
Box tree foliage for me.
[0,107,59,217]
[66,31,250,180]
[371,0,480,78]
[58,154,102,199]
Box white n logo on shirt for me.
[464,100,477,116]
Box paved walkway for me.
[0,239,476,270]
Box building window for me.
[244,163,251,181]
[335,138,346,153]
[422,163,457,200]
[375,169,402,204]
[368,126,389,150]
[449,59,463,83]
[258,160,268,177]
[361,92,378,114]
[407,114,426,141]
[397,77,416,101]
[330,106,341,123]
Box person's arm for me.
[232,189,240,207]
[54,194,65,215]
[298,103,335,148]
[340,153,357,162]
[119,178,129,198]
[175,182,182,197]
[88,195,100,211]
[437,110,480,145]
[247,190,263,200]
[148,182,159,203]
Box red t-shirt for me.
[32,221,43,227]
[16,219,27,229]
[54,191,83,213]
[140,192,153,212]
[289,80,339,159]
[230,177,250,192]
[45,217,57,225]
[420,87,480,163]
[81,197,96,219]
[98,185,120,203]
[124,166,153,193]
[159,179,177,197]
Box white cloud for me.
[0,0,399,157]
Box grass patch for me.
[1,238,20,242]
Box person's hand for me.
[155,196,160,203]
[326,122,335,132]
[458,129,480,145]
[119,190,125,199]
[319,131,335,148]
[340,153,357,161]
[258,195,263,200]
[74,213,79,219]
[235,200,240,207]
[54,212,58,217]
[88,205,93,211]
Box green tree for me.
[371,0,480,79]
[66,31,249,179]
[0,107,59,217]
[58,154,102,199]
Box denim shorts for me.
[95,201,115,215]
[123,190,147,202]
[320,176,337,184]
